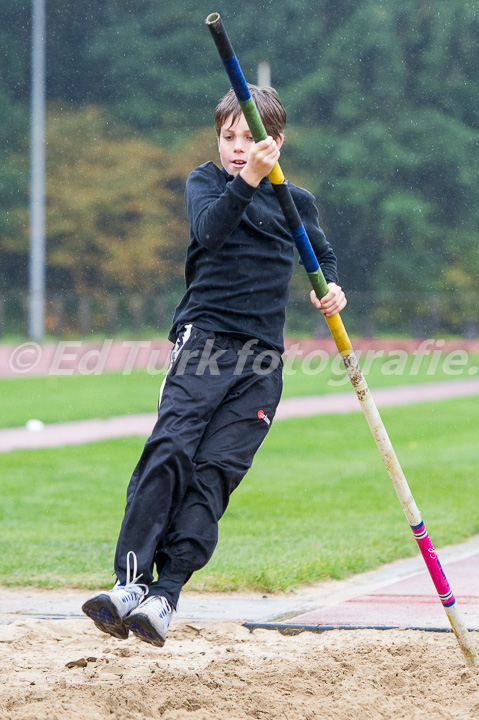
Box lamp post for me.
[257,60,271,87]
[28,0,46,340]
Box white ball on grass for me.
[25,419,45,432]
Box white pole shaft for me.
[343,353,421,524]
[29,0,46,340]
[342,351,479,667]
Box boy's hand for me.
[240,136,280,188]
[310,282,347,317]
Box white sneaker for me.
[124,595,174,647]
[82,551,148,640]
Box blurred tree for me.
[46,0,108,102]
[1,0,478,335]
[0,0,107,295]
[43,107,187,294]
[7,107,219,297]
[85,0,351,134]
[0,83,29,293]
[0,1,30,101]
[0,0,108,103]
[284,0,479,304]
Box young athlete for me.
[82,85,346,647]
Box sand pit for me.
[1,617,478,720]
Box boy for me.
[82,85,346,647]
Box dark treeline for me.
[1,0,479,334]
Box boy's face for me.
[218,113,282,177]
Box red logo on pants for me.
[257,410,271,426]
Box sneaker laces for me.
[142,595,174,615]
[115,550,149,596]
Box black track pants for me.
[114,325,282,608]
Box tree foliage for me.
[8,107,220,295]
[1,0,479,332]
[282,2,479,294]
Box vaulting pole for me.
[206,12,478,667]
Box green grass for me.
[1,350,479,429]
[0,372,164,428]
[1,396,478,591]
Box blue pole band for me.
[222,57,251,102]
[290,225,320,273]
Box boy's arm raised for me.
[186,164,256,250]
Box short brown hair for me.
[214,84,286,140]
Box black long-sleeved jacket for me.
[169,162,338,353]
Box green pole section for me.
[238,98,268,141]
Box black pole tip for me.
[205,12,234,59]
[205,12,220,26]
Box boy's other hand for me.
[240,136,281,188]
[310,283,347,317]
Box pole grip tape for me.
[325,314,353,355]
[271,183,318,271]
[290,226,320,273]
[268,163,286,185]
[238,97,268,141]
[222,57,251,102]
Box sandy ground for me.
[1,617,478,720]
[2,347,479,718]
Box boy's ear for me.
[276,133,284,150]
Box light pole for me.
[29,0,46,340]
[257,60,271,88]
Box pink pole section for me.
[411,522,455,606]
